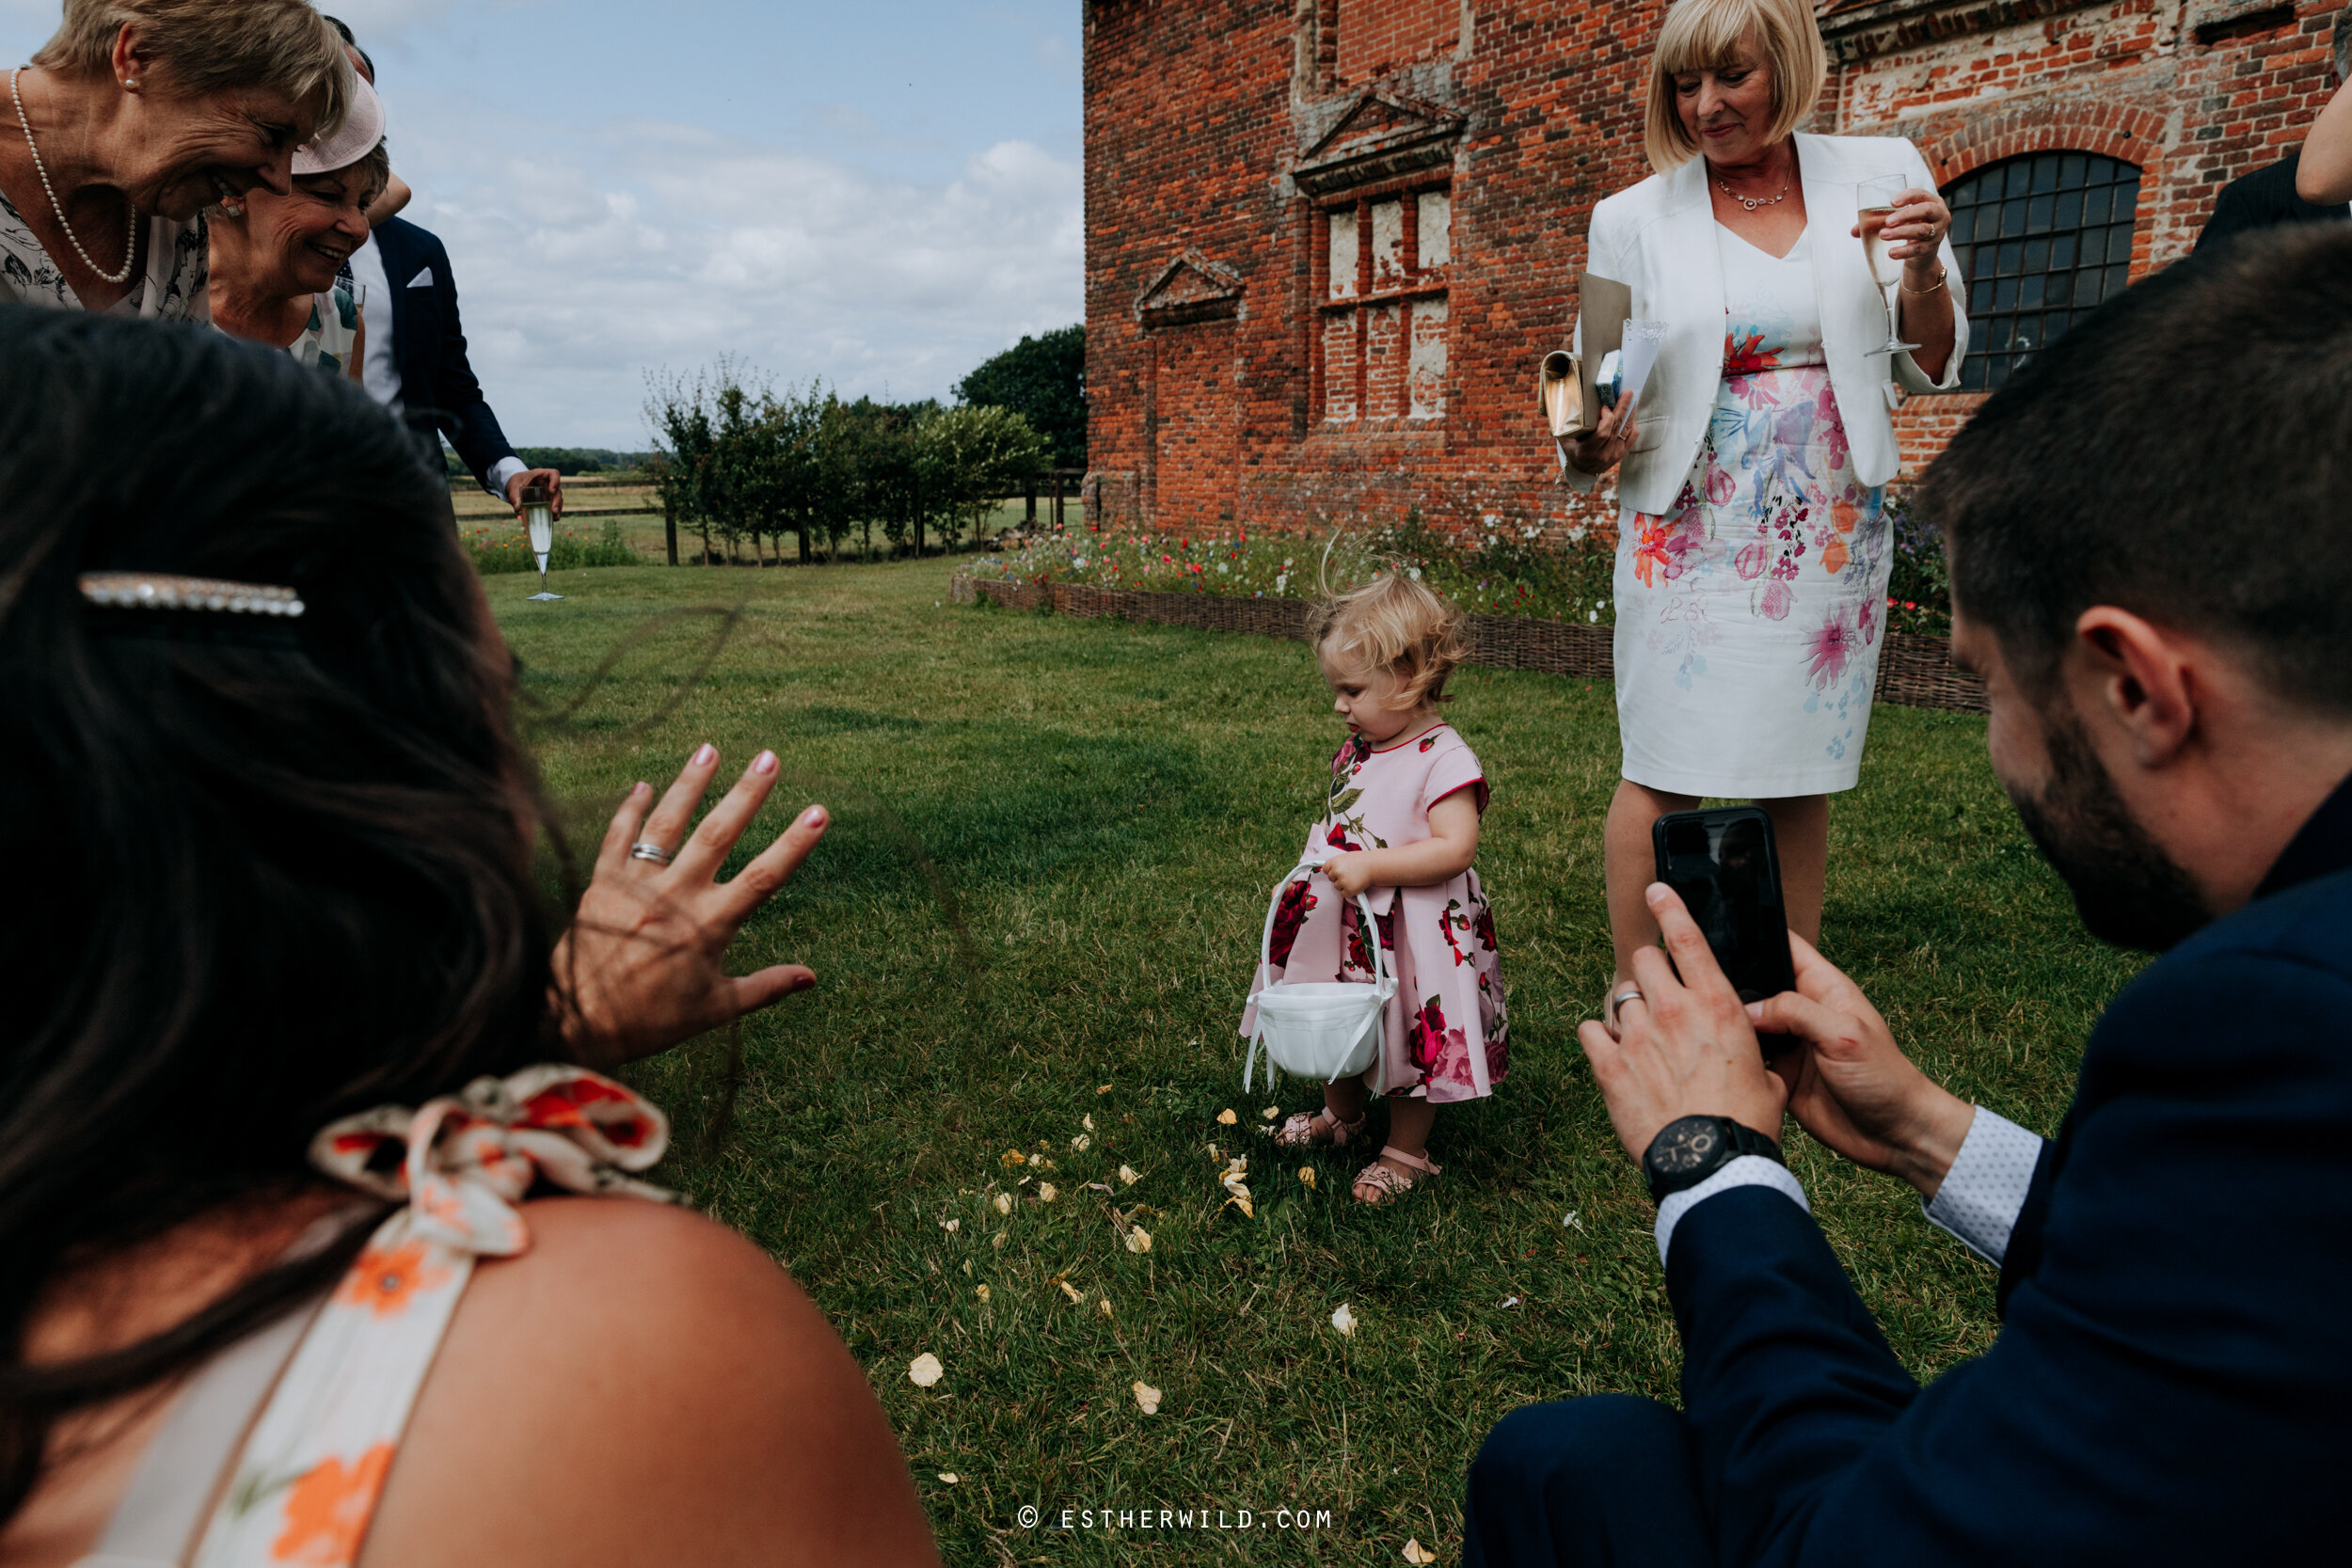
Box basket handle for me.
[1246,861,1397,1006]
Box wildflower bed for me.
[964,499,1957,640]
[499,557,2121,1565]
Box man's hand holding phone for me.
[1580,883,1789,1164]
[1750,934,1978,1201]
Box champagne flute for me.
[1857,175,1918,358]
[522,482,564,601]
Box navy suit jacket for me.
[1665,775,2352,1564]
[2196,151,2350,252]
[371,216,519,494]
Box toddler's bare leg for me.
[1324,1074,1371,1125]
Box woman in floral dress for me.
[1561,0,1965,1021]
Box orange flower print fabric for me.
[185,1067,676,1568]
[1238,723,1508,1104]
[1613,222,1894,800]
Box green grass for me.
[492,556,2138,1566]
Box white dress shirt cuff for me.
[484,455,529,502]
[1922,1106,2043,1266]
[1654,1155,1809,1267]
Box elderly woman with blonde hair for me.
[0,0,350,318]
[1562,0,1966,1029]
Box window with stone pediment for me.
[1316,187,1452,424]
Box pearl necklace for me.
[10,67,138,287]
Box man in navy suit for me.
[326,24,560,516]
[1464,225,2352,1564]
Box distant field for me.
[453,476,1069,565]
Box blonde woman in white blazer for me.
[1564,0,1967,1021]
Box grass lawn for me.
[494,555,2139,1566]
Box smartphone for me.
[1651,807,1798,1017]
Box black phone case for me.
[1650,805,1799,1016]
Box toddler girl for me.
[1240,573,1509,1203]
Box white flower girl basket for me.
[1242,861,1396,1093]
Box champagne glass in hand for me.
[1857,175,1918,358]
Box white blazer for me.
[1566,132,1968,516]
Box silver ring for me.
[628,842,673,866]
[1611,988,1645,1014]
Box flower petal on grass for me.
[1262,1106,1280,1121]
[992,1231,1008,1249]
[1133,1381,1163,1415]
[1118,1164,1141,1186]
[940,1473,961,1484]
[1298,1166,1318,1191]
[1216,1109,1238,1125]
[1331,1304,1358,1336]
[994,1194,1013,1215]
[1404,1539,1438,1564]
[976,1285,992,1303]
[1071,1133,1090,1151]
[1002,1149,1027,1166]
[1125,1226,1153,1254]
[1097,1084,1114,1095]
[1099,1296,1113,1317]
[1038,1182,1058,1203]
[1083,1114,1096,1132]
[909,1353,945,1386]
[1058,1280,1085,1304]
[943,1218,960,1232]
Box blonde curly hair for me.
[1309,573,1470,708]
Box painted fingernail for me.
[752,750,777,776]
[800,804,828,828]
[692,742,717,767]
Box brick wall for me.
[1084,0,2344,538]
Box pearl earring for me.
[122,77,138,88]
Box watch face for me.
[1651,1117,1725,1178]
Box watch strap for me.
[1644,1116,1784,1202]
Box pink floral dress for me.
[1239,723,1508,1103]
[1613,222,1892,797]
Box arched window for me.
[1946,152,2141,391]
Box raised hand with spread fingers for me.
[552,741,829,1066]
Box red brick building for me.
[1081,0,2346,538]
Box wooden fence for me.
[950,573,1986,715]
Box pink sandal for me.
[1274,1109,1367,1149]
[1351,1145,1441,1204]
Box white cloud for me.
[382,102,1082,446]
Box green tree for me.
[916,404,1048,550]
[952,325,1085,468]
[644,366,722,564]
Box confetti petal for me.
[1071,1133,1090,1151]
[1125,1226,1153,1254]
[976,1284,992,1302]
[1262,1106,1280,1121]
[992,1231,1008,1249]
[1098,1296,1114,1317]
[1118,1164,1141,1186]
[943,1218,961,1232]
[994,1194,1013,1215]
[1404,1539,1437,1564]
[940,1472,961,1484]
[1298,1166,1318,1190]
[1083,1114,1096,1132]
[1038,1182,1058,1203]
[1002,1149,1027,1166]
[1216,1109,1238,1125]
[1097,1084,1114,1095]
[1500,1295,1520,1308]
[1133,1380,1163,1415]
[909,1352,945,1386]
[1331,1303,1358,1336]
[1059,1280,1085,1304]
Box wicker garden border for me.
[950,573,1987,715]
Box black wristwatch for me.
[1642,1116,1783,1202]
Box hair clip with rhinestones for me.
[78,574,306,617]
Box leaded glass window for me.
[1946,152,2141,391]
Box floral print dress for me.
[1613,223,1892,797]
[1239,723,1508,1103]
[88,1067,675,1567]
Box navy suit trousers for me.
[1464,1397,1710,1568]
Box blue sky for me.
[1,0,1084,445]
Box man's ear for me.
[2071,606,2199,767]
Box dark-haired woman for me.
[0,311,939,1567]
